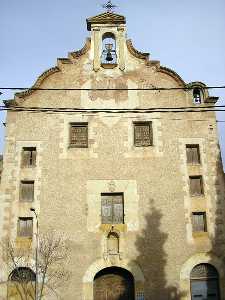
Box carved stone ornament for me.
[108,180,116,192]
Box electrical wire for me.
[0,85,225,91]
[0,106,225,114]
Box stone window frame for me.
[125,116,163,158]
[87,180,139,232]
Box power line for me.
[0,85,225,91]
[0,106,225,114]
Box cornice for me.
[15,67,60,100]
[159,66,186,87]
[126,39,149,60]
[69,38,91,59]
[87,12,126,31]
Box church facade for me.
[0,10,225,300]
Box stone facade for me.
[0,11,225,300]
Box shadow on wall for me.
[129,199,186,300]
[206,155,225,299]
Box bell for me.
[106,50,113,62]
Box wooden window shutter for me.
[22,147,37,167]
[31,149,37,166]
[70,123,88,148]
[190,176,203,196]
[186,145,200,164]
[101,193,124,224]
[192,213,207,232]
[20,181,34,202]
[112,195,124,224]
[18,218,33,237]
[101,196,113,224]
[134,122,152,147]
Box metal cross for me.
[102,0,117,13]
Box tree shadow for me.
[205,153,225,299]
[129,200,186,300]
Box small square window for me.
[134,122,152,147]
[17,217,33,237]
[21,147,36,167]
[70,123,88,148]
[186,145,200,164]
[189,176,204,196]
[192,212,207,232]
[101,193,124,224]
[20,181,34,202]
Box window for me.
[20,181,34,202]
[10,267,36,282]
[191,264,220,300]
[189,176,204,196]
[137,292,145,300]
[9,267,35,299]
[134,122,153,147]
[101,193,124,224]
[193,88,202,104]
[186,144,200,164]
[17,217,33,237]
[192,212,207,232]
[70,123,88,148]
[21,147,36,167]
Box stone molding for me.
[83,258,144,283]
[179,253,225,300]
[69,38,91,59]
[14,67,60,102]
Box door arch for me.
[191,263,220,300]
[94,267,135,300]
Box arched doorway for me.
[8,267,36,299]
[191,263,220,300]
[94,267,135,300]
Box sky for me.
[1,0,225,166]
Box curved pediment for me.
[8,39,91,105]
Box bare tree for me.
[1,231,71,300]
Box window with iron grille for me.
[17,217,33,237]
[101,193,124,224]
[70,123,88,148]
[192,212,207,232]
[21,147,36,167]
[134,122,152,147]
[186,144,200,164]
[136,292,145,300]
[20,181,34,202]
[189,176,204,196]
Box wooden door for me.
[94,271,134,300]
[191,280,220,300]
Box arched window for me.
[107,232,119,254]
[193,88,202,104]
[101,33,117,65]
[191,264,220,300]
[10,267,36,282]
[8,267,35,299]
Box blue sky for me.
[1,0,225,166]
